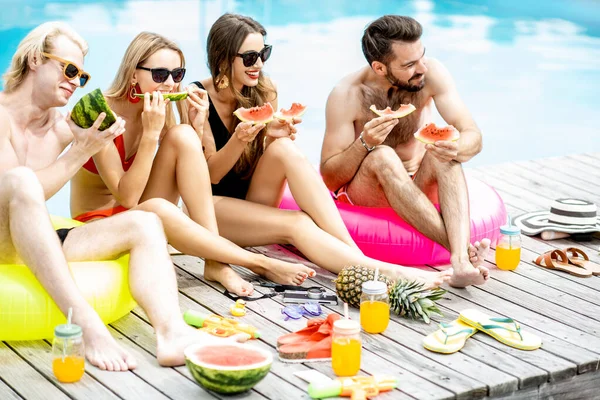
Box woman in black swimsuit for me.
[192,13,452,289]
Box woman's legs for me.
[246,137,359,250]
[138,125,313,294]
[214,197,452,289]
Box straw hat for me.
[514,198,600,236]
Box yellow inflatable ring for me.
[0,215,136,341]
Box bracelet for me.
[359,133,376,152]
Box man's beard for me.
[386,70,425,92]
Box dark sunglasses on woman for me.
[41,52,91,87]
[136,66,186,83]
[236,45,273,67]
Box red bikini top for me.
[82,134,136,174]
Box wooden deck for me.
[2,152,600,400]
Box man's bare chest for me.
[11,126,66,170]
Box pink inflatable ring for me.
[279,177,506,266]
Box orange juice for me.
[331,338,361,376]
[53,356,85,383]
[360,301,390,333]
[495,245,521,270]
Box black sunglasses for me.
[41,52,91,87]
[236,45,273,67]
[136,66,186,83]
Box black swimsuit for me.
[192,81,250,200]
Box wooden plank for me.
[538,368,600,400]
[486,246,600,308]
[0,341,70,400]
[252,245,598,375]
[173,256,459,400]
[9,340,118,400]
[0,379,23,400]
[202,266,519,398]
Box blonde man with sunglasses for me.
[0,22,240,372]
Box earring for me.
[216,74,229,90]
[128,82,141,103]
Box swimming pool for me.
[2,0,599,217]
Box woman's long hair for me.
[105,32,186,131]
[207,13,277,178]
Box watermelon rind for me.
[70,88,117,131]
[414,123,460,144]
[234,103,275,125]
[274,103,307,121]
[133,92,189,101]
[370,103,416,119]
[184,343,273,394]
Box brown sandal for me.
[533,249,592,277]
[563,247,600,276]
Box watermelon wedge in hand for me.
[233,103,275,125]
[370,104,416,119]
[274,103,307,121]
[414,123,460,144]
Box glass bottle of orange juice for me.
[495,225,522,271]
[52,323,85,383]
[331,319,361,377]
[360,281,390,334]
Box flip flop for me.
[422,319,477,354]
[533,249,592,277]
[459,309,542,351]
[276,314,339,348]
[563,247,600,276]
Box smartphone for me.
[282,288,338,305]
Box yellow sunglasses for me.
[41,52,91,87]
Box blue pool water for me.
[1,0,599,217]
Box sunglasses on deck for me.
[236,45,273,67]
[136,66,186,83]
[41,52,91,87]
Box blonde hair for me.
[2,21,88,93]
[105,32,186,130]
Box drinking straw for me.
[343,303,349,320]
[64,307,73,359]
[371,267,379,302]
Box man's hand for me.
[67,112,126,158]
[234,122,265,143]
[142,90,169,141]
[361,115,398,148]
[425,140,459,163]
[267,117,300,141]
[186,85,209,136]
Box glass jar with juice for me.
[331,319,361,376]
[360,280,390,334]
[495,225,522,271]
[52,323,85,383]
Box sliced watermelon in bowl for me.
[184,343,273,394]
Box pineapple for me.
[334,265,393,308]
[334,265,446,324]
[388,280,445,324]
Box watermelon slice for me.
[370,104,416,119]
[70,88,117,131]
[185,343,272,394]
[274,103,307,121]
[133,92,188,101]
[414,123,460,144]
[233,103,275,125]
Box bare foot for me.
[468,238,491,268]
[84,326,137,371]
[387,267,453,290]
[449,258,489,288]
[156,322,248,367]
[259,257,316,286]
[204,260,254,296]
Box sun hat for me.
[513,198,600,236]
